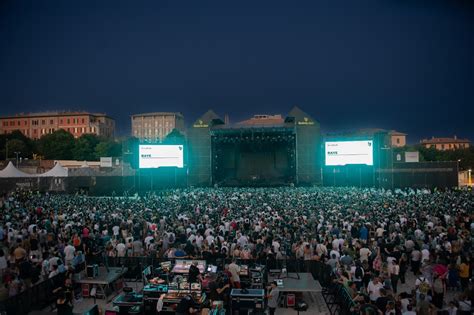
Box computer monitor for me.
[207,265,217,273]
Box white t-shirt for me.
[350,265,364,282]
[206,235,215,245]
[421,249,430,262]
[144,236,154,246]
[360,248,371,262]
[329,250,340,260]
[64,245,76,261]
[112,226,120,236]
[195,235,203,247]
[367,281,383,301]
[228,263,241,282]
[116,243,126,257]
[49,257,60,271]
[376,227,384,237]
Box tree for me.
[94,139,122,159]
[0,130,35,159]
[164,128,185,144]
[5,139,29,159]
[38,129,75,160]
[415,144,474,170]
[72,134,100,161]
[121,136,138,154]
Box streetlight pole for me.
[457,159,461,187]
[14,151,20,167]
[380,146,392,190]
[5,138,8,161]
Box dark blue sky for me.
[0,0,473,142]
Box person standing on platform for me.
[175,294,198,315]
[228,259,241,288]
[188,261,202,284]
[266,281,280,315]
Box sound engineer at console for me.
[188,261,202,284]
[175,294,199,315]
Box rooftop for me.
[131,112,183,118]
[420,136,470,144]
[326,128,407,137]
[0,111,111,119]
[236,114,285,126]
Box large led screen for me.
[138,145,184,168]
[325,140,373,166]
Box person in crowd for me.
[188,261,202,284]
[368,276,384,303]
[228,259,241,288]
[0,186,470,315]
[175,294,198,315]
[55,288,73,315]
[266,281,280,315]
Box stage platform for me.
[77,267,127,302]
[268,272,322,304]
[268,272,322,293]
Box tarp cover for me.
[38,162,69,177]
[0,162,32,178]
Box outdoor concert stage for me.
[188,107,322,187]
[211,125,297,186]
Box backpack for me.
[418,277,430,294]
[355,266,363,279]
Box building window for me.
[396,138,400,144]
[24,121,27,125]
[441,144,445,150]
[50,119,53,124]
[42,120,45,125]
[67,119,70,124]
[82,118,85,124]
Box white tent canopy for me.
[38,162,68,177]
[0,162,32,178]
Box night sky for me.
[0,0,473,142]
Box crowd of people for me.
[0,186,472,314]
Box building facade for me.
[389,131,407,148]
[420,136,470,150]
[131,112,185,142]
[339,128,408,148]
[0,111,115,139]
